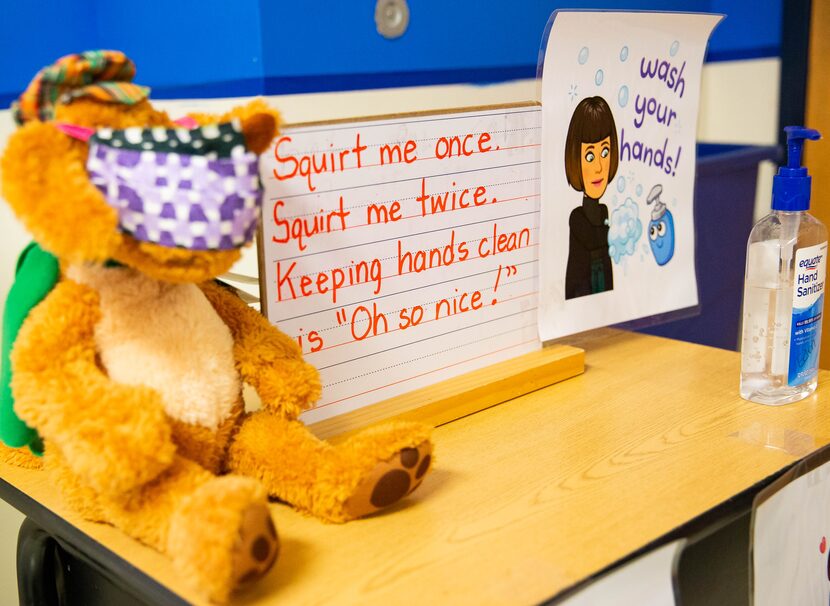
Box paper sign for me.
[555,540,685,605]
[260,106,541,423]
[752,449,830,606]
[538,11,721,340]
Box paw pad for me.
[233,504,279,588]
[371,469,411,508]
[345,440,433,519]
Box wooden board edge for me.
[282,100,541,130]
[255,223,268,318]
[308,344,585,441]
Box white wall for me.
[0,57,781,595]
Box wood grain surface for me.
[309,344,585,440]
[3,329,829,605]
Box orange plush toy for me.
[1,51,433,603]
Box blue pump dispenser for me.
[772,126,821,211]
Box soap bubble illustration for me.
[578,47,589,64]
[620,46,629,62]
[607,197,643,264]
[636,184,643,197]
[670,40,680,56]
[616,176,626,193]
[618,85,629,107]
[595,69,604,85]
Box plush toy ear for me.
[1,121,121,264]
[240,112,277,155]
[187,98,280,154]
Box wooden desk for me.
[3,329,829,605]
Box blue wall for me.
[0,0,782,106]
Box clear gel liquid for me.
[739,211,827,405]
[740,285,814,404]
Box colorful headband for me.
[12,50,150,126]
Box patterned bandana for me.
[85,120,262,251]
[12,50,149,125]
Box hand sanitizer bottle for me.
[741,126,827,405]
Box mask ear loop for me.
[56,117,197,142]
[54,122,95,142]
[173,116,199,129]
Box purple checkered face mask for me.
[67,119,262,251]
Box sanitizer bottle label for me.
[790,241,828,385]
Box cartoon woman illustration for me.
[564,96,619,299]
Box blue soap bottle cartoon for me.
[740,126,827,405]
[646,184,675,265]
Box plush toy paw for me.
[343,438,433,520]
[167,475,278,603]
[227,414,434,524]
[233,501,280,587]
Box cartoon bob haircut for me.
[564,96,619,192]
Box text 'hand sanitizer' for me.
[741,127,827,405]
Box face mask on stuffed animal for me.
[57,120,262,251]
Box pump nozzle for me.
[773,126,822,211]
[784,126,821,169]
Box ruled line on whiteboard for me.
[301,277,538,335]
[306,290,538,354]
[338,143,542,172]
[270,159,540,200]
[273,262,538,324]
[276,193,539,238]
[272,209,539,263]
[273,235,537,307]
[289,232,537,280]
[283,242,538,303]
[318,309,531,371]
[289,126,542,155]
[286,107,541,136]
[316,336,538,408]
[272,143,542,182]
[276,177,539,221]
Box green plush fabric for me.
[0,242,59,455]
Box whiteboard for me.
[259,105,542,423]
[752,448,830,606]
[555,540,684,606]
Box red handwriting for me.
[417,178,492,216]
[350,303,388,341]
[272,196,350,251]
[435,288,483,318]
[276,257,382,304]
[294,282,534,355]
[434,132,492,159]
[367,200,402,224]
[296,328,324,353]
[270,125,537,358]
[380,140,417,165]
[478,224,531,258]
[398,230,469,274]
[273,131,496,193]
[273,134,367,192]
